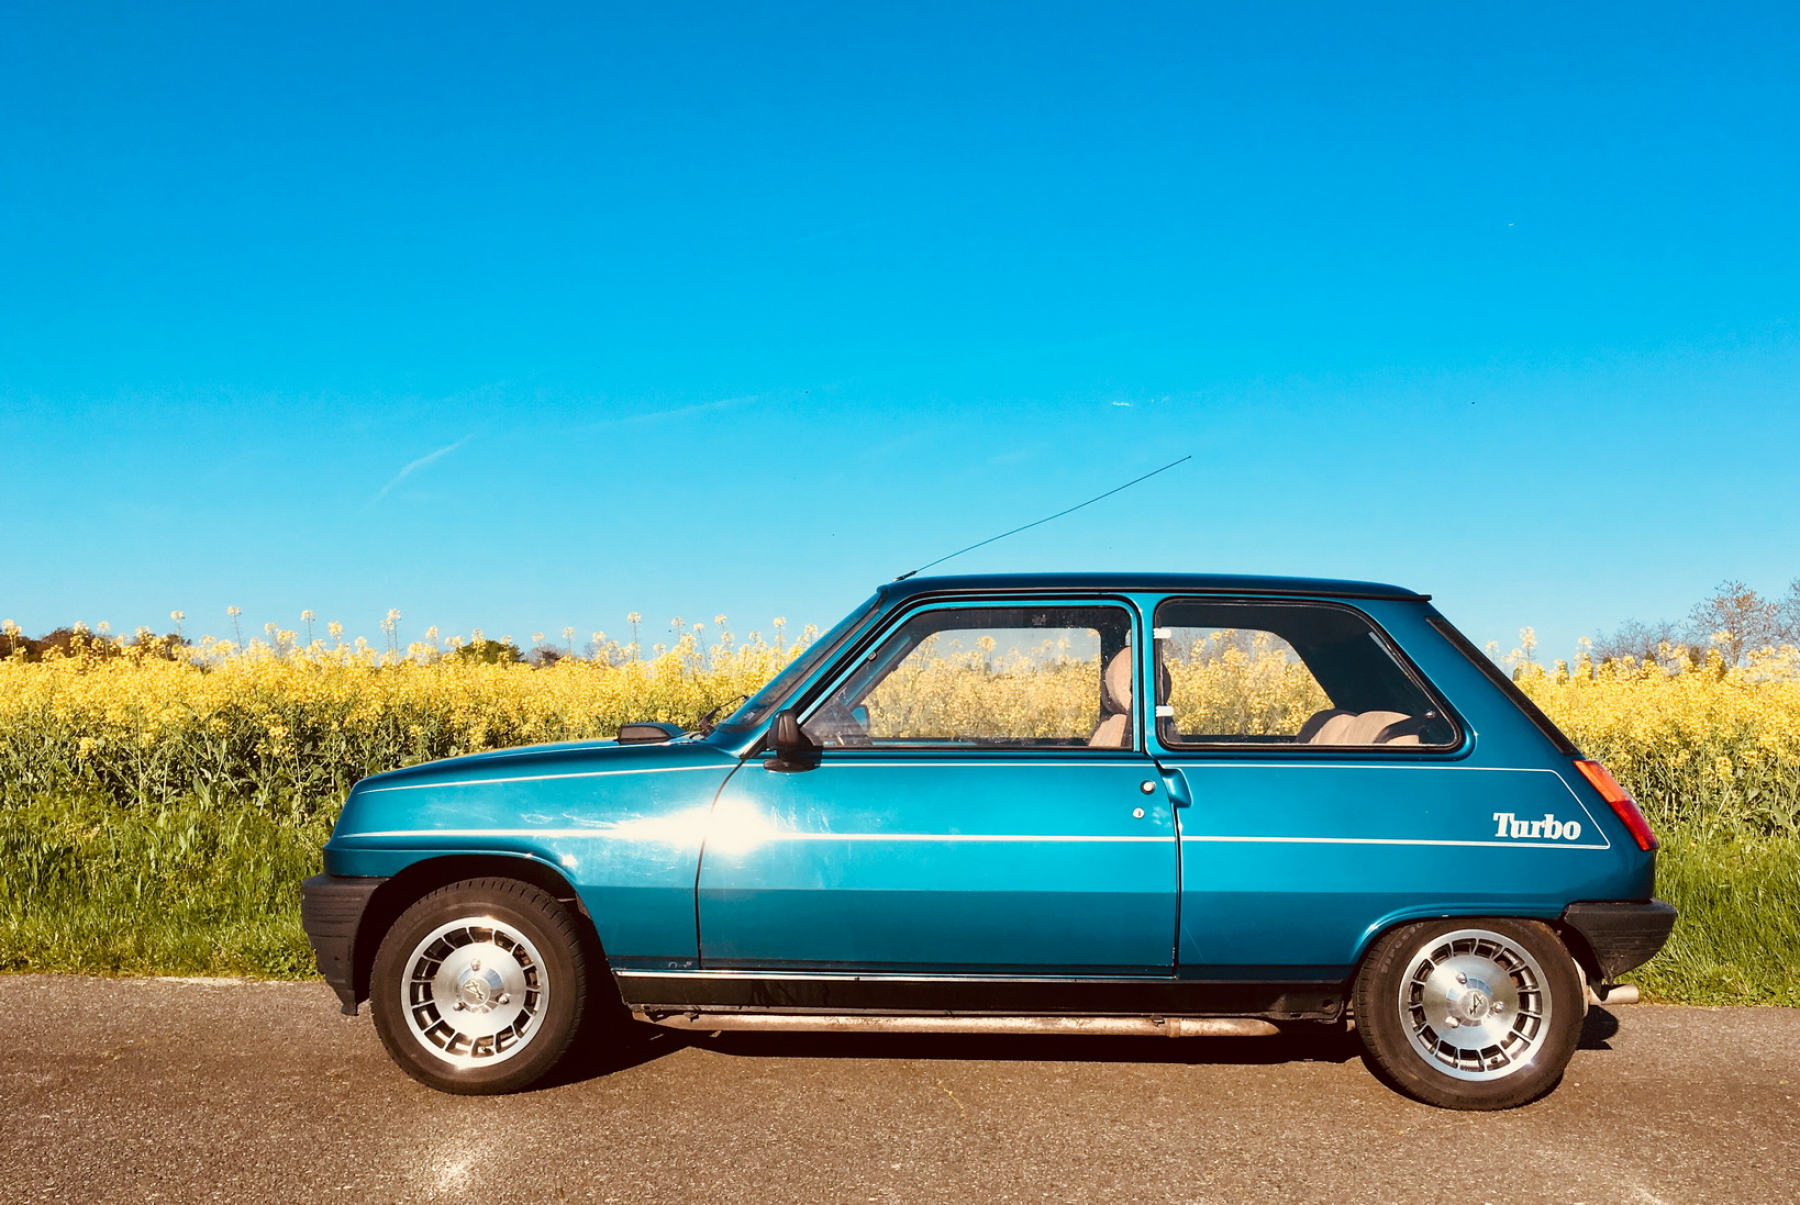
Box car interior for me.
[1155,600,1457,749]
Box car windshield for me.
[712,594,882,732]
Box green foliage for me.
[0,630,1795,1002]
[1625,825,1800,1006]
[0,790,329,977]
[0,786,1792,1006]
[451,638,523,665]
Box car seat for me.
[1088,649,1133,747]
[1298,709,1425,745]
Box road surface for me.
[5,976,1795,1204]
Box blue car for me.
[301,573,1674,1109]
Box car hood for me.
[353,734,734,793]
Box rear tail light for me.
[1573,760,1659,851]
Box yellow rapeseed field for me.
[1164,630,1332,736]
[0,624,802,813]
[1,621,1797,833]
[2,622,1797,998]
[1517,647,1800,834]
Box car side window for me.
[804,604,1136,749]
[1154,599,1456,749]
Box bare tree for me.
[1687,580,1781,666]
[1778,579,1800,648]
[1591,617,1688,664]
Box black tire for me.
[1353,917,1583,1110]
[370,877,591,1095]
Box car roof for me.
[879,572,1429,603]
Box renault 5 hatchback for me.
[302,574,1675,1110]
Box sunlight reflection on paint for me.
[567,797,784,854]
[706,795,788,853]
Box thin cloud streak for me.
[583,394,765,432]
[373,435,473,501]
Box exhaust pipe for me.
[1585,983,1640,1006]
[636,1012,1280,1038]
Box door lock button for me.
[1139,780,1156,794]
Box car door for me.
[697,598,1179,977]
[1150,597,1611,981]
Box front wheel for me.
[1353,918,1583,1110]
[370,877,591,1094]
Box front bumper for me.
[1561,898,1679,981]
[299,873,389,1014]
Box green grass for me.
[2,794,1795,1005]
[0,791,328,977]
[1625,824,1800,1007]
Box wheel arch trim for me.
[348,853,600,1011]
[1347,905,1567,975]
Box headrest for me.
[1102,648,1133,713]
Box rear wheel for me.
[370,877,590,1095]
[1353,917,1582,1110]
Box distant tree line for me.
[0,626,539,666]
[10,582,1799,670]
[0,625,188,662]
[1593,579,1800,666]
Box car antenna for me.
[893,454,1192,581]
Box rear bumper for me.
[299,873,388,1014]
[1561,899,1678,981]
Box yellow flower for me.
[2,609,1793,842]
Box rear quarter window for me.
[1155,598,1459,750]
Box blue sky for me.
[3,2,1797,656]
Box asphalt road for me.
[5,976,1796,1205]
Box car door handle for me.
[1155,766,1192,808]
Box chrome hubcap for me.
[1398,928,1550,1081]
[400,918,548,1067]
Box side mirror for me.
[764,709,819,772]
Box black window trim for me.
[788,593,1149,756]
[712,595,885,736]
[1149,596,1467,756]
[1425,612,1580,757]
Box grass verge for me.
[1,795,1795,1005]
[1626,825,1800,1007]
[0,792,327,977]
